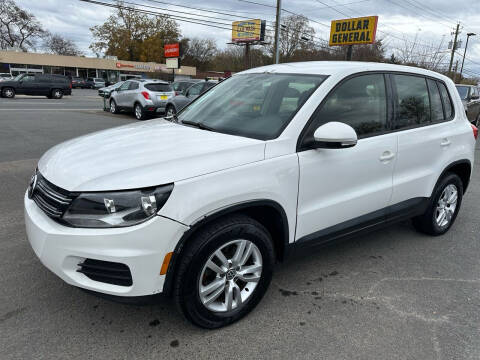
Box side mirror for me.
[313,122,358,149]
[471,95,479,100]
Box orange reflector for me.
[160,252,173,275]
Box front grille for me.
[31,174,74,219]
[77,259,133,287]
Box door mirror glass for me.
[471,94,479,100]
[313,122,358,149]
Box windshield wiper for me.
[181,120,216,132]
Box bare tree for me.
[181,38,217,71]
[269,14,315,62]
[0,0,46,51]
[392,33,447,71]
[43,33,82,56]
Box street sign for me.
[232,19,266,43]
[329,16,378,46]
[164,43,180,58]
[166,58,179,69]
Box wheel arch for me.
[162,200,289,296]
[436,159,472,194]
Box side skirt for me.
[286,197,429,259]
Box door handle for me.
[379,151,395,162]
[440,138,451,147]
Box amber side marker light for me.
[160,252,173,275]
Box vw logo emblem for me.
[226,269,237,281]
[28,174,38,199]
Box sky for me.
[16,0,480,77]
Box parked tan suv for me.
[455,84,480,125]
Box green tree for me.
[89,1,180,62]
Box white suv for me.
[25,62,476,328]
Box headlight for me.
[63,184,173,228]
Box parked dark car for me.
[165,80,217,116]
[171,79,202,95]
[455,84,480,125]
[72,77,87,88]
[0,73,72,99]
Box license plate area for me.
[158,95,168,100]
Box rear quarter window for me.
[145,83,172,92]
[437,82,454,119]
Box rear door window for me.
[427,79,444,122]
[437,82,454,119]
[119,81,130,91]
[128,82,139,90]
[145,83,172,92]
[393,75,430,128]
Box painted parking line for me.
[0,108,101,111]
[0,102,66,105]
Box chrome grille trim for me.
[31,173,75,220]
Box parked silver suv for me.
[109,79,175,120]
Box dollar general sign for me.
[329,16,378,46]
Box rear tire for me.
[134,103,146,120]
[51,89,63,99]
[2,87,15,98]
[173,214,275,329]
[412,173,463,236]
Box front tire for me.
[2,87,15,98]
[174,215,275,329]
[109,99,119,114]
[413,172,463,235]
[166,105,176,117]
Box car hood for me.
[38,119,265,191]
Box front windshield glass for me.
[14,74,24,81]
[177,73,327,140]
[456,86,469,100]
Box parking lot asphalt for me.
[1,89,480,359]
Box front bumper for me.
[24,192,188,297]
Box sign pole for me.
[244,43,250,70]
[274,0,282,64]
[346,45,353,61]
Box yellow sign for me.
[232,19,265,43]
[329,16,378,46]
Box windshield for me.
[177,73,327,140]
[13,74,25,81]
[456,86,470,100]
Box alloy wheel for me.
[135,105,142,119]
[110,101,116,113]
[199,239,262,313]
[4,89,13,98]
[435,184,458,228]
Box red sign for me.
[164,43,180,58]
[116,62,134,68]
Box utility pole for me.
[448,23,460,76]
[460,32,476,78]
[274,0,282,64]
[453,59,459,82]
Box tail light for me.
[69,82,72,89]
[141,91,150,100]
[472,124,478,140]
[175,91,180,96]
